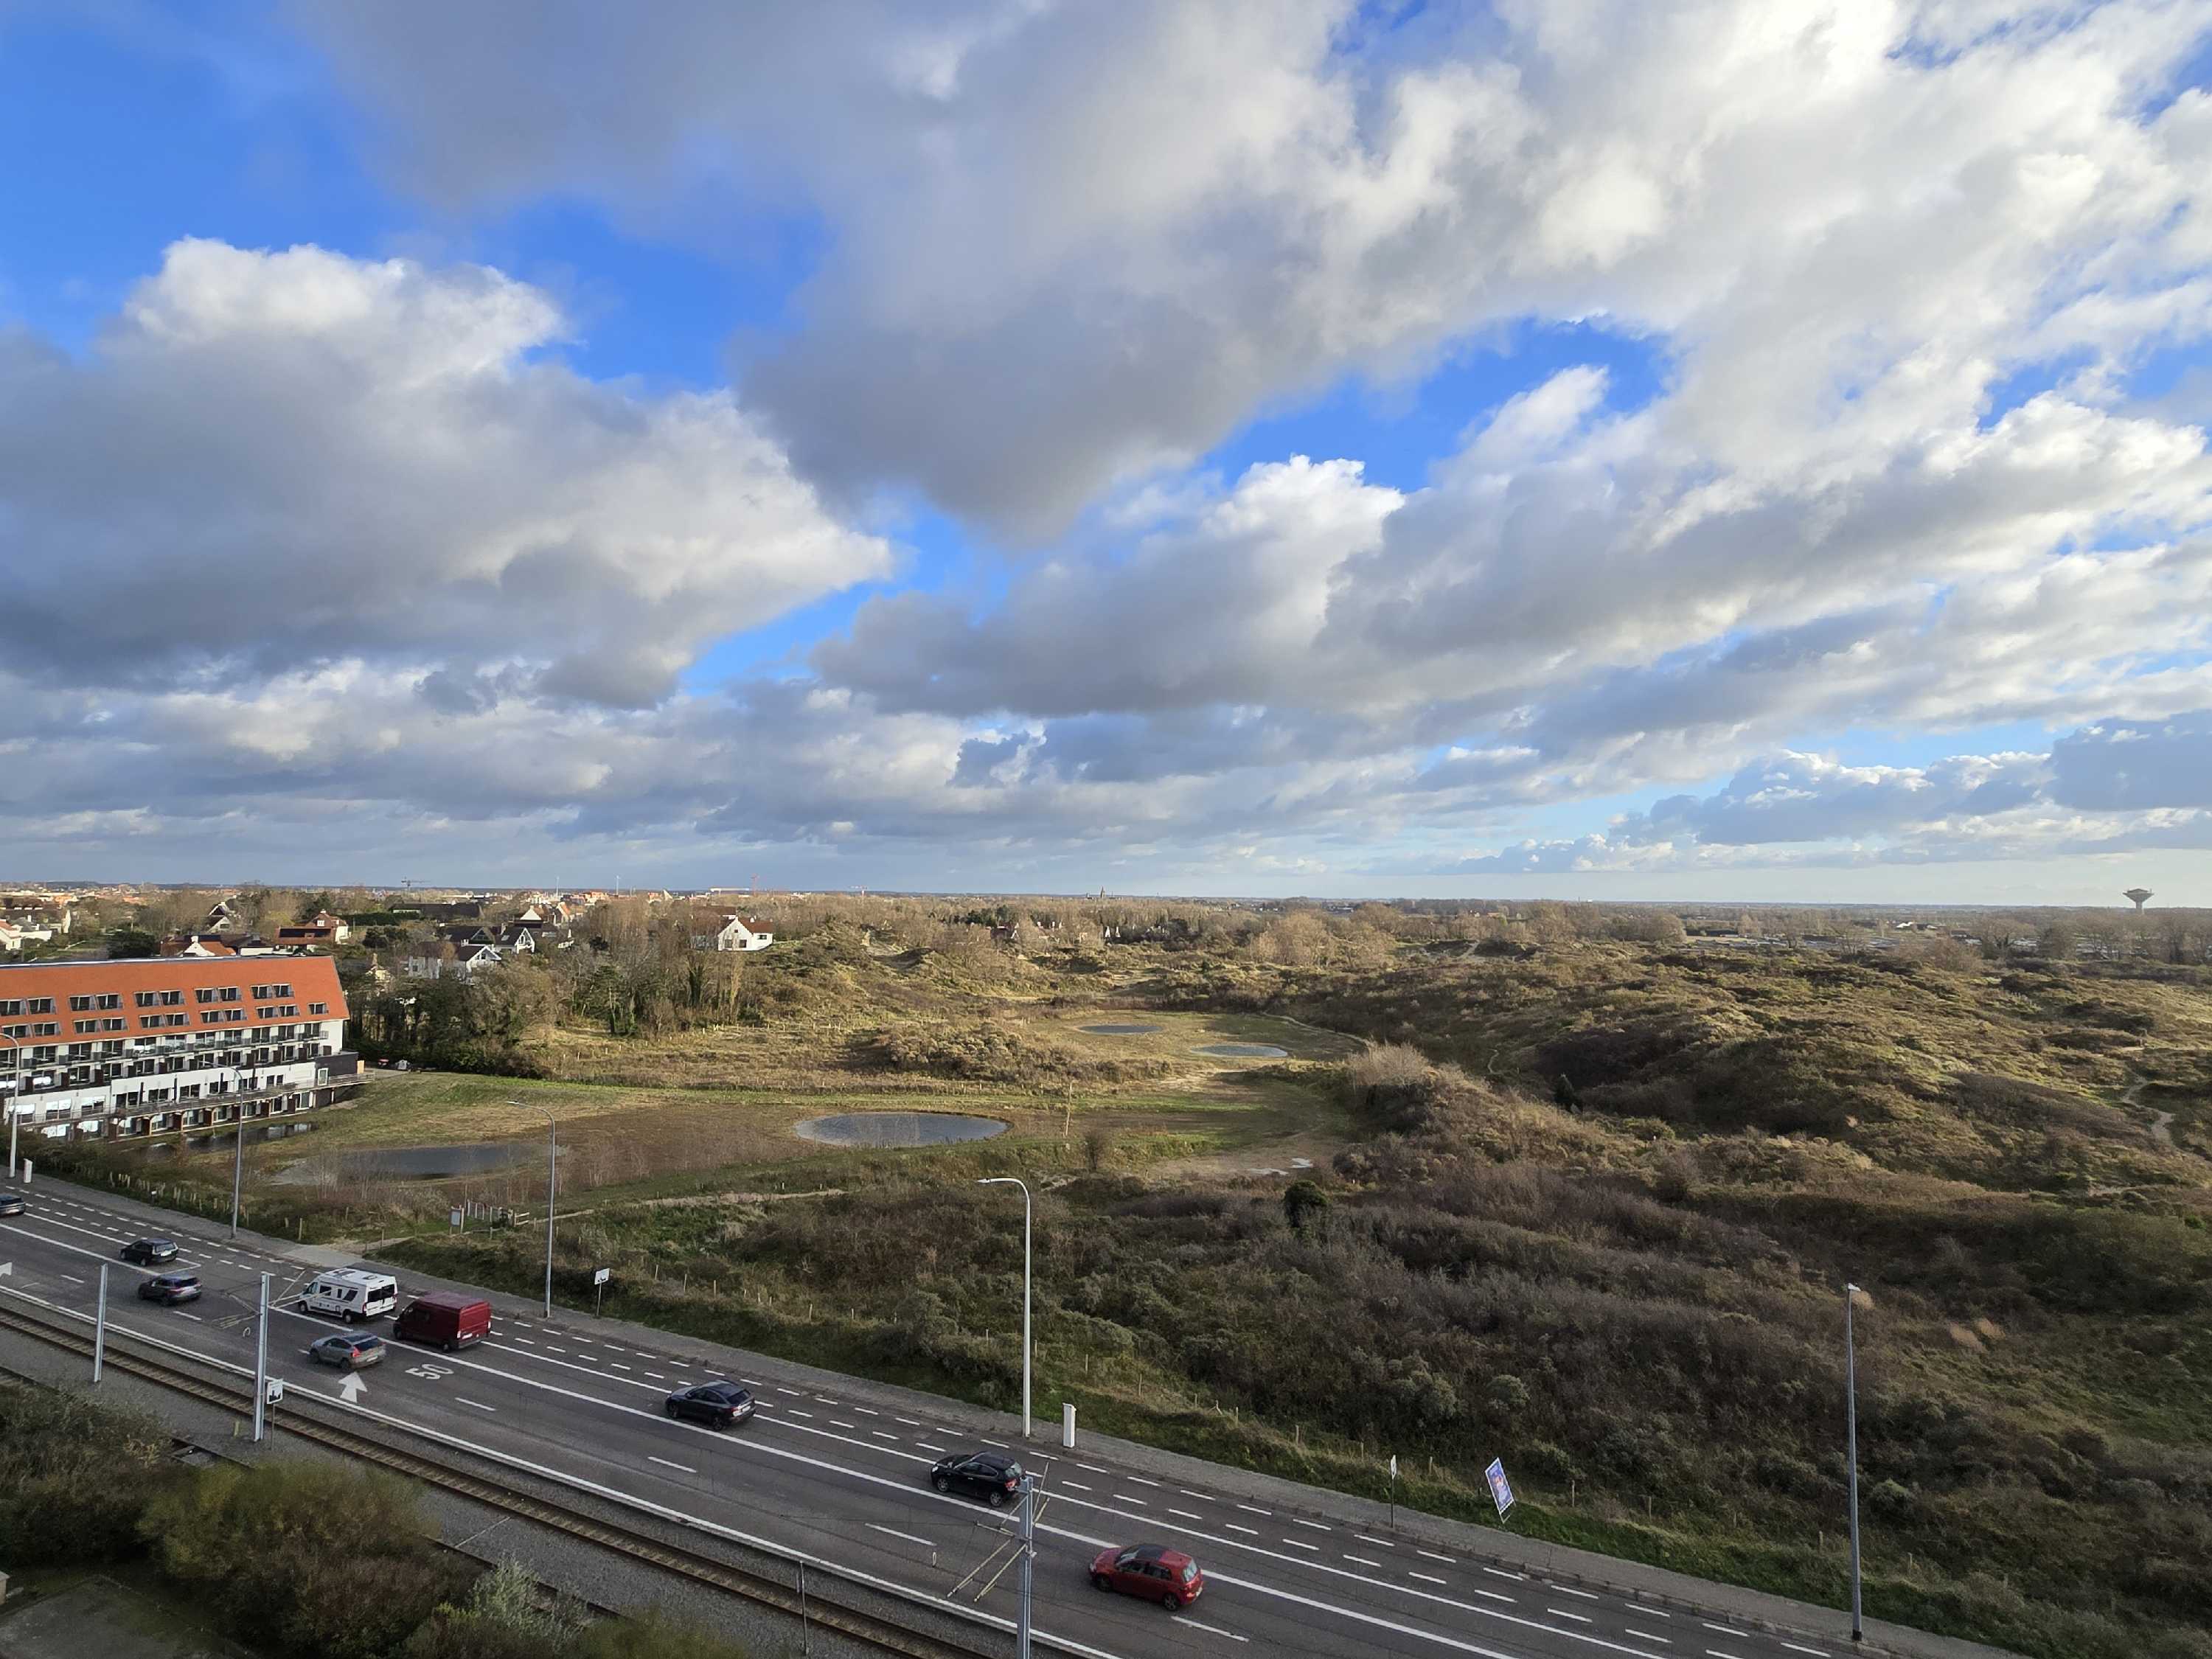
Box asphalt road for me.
[0,1189,1847,1659]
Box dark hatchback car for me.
[138,1272,201,1306]
[121,1237,178,1266]
[1091,1544,1205,1610]
[307,1332,386,1369]
[663,1380,755,1427]
[0,1192,24,1217]
[930,1450,1025,1507]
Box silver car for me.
[307,1332,387,1369]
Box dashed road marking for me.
[1116,1495,1148,1507]
[1409,1571,1447,1586]
[455,1397,495,1413]
[1552,1585,1601,1601]
[1225,1523,1258,1535]
[1416,1550,1455,1564]
[1127,1475,1161,1487]
[1547,1607,1592,1624]
[1172,1616,1247,1644]
[1063,1481,1091,1491]
[1629,1632,1672,1647]
[1346,1555,1383,1568]
[1779,1646,1826,1658]
[868,1523,933,1548]
[1290,1518,1330,1531]
[1355,1534,1394,1547]
[647,1455,695,1473]
[1169,1507,1203,1520]
[1236,1503,1270,1516]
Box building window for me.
[73,1020,97,1034]
[69,995,94,1012]
[309,1002,328,1015]
[221,987,240,1002]
[135,991,156,1008]
[195,989,218,1004]
[159,990,183,1006]
[0,1001,20,1017]
[27,998,52,1015]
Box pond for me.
[1081,1023,1162,1035]
[1194,1043,1290,1059]
[271,1142,557,1185]
[793,1112,1009,1148]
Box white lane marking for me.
[1236,1503,1270,1516]
[918,1443,950,1455]
[1355,1534,1394,1547]
[1700,1625,1742,1637]
[815,1396,839,1405]
[173,1311,204,1321]
[869,1523,933,1548]
[1554,1585,1601,1601]
[1548,1608,1593,1624]
[514,1337,535,1344]
[873,1432,899,1442]
[648,1456,695,1473]
[644,1373,666,1381]
[1290,1518,1330,1531]
[1225,1523,1258,1536]
[455,1397,496,1413]
[1484,1567,1526,1581]
[897,1416,922,1426]
[787,1410,814,1419]
[1180,1489,1213,1501]
[1418,1550,1455,1564]
[1127,1476,1161,1487]
[1282,1538,1319,1551]
[611,1363,632,1372]
[1779,1646,1826,1658]
[1169,1507,1204,1520]
[1346,1554,1384,1568]
[1627,1634,1671,1647]
[1116,1495,1147,1507]
[854,1407,879,1416]
[670,1360,689,1367]
[1409,1571,1447,1586]
[56,1273,86,1284]
[1172,1616,1247,1644]
[1641,1610,1672,1618]
[1705,1651,1747,1659]
[1064,1481,1092,1491]
[981,1438,1010,1448]
[1079,1463,1108,1473]
[546,1346,568,1354]
[832,1420,857,1430]
[776,1387,801,1395]
[1472,1587,1515,1604]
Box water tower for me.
[2124,887,2153,913]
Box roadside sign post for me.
[1062,1401,1076,1450]
[1486,1458,1515,1520]
[91,1265,108,1385]
[19,1159,29,1186]
[593,1265,611,1318]
[1389,1453,1398,1527]
[1846,1281,1865,1645]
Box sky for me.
[4,1,2212,903]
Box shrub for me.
[571,1613,757,1659]
[406,1562,587,1659]
[0,1382,177,1565]
[142,1460,465,1659]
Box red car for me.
[1090,1544,1205,1610]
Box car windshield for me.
[1182,1562,1199,1582]
[356,1336,380,1348]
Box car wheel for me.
[1092,1573,1113,1593]
[665,1402,679,1418]
[442,1338,457,1352]
[987,1489,1006,1509]
[1162,1593,1182,1612]
[932,1474,951,1494]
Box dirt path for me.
[2121,1077,2177,1147]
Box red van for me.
[393,1291,493,1351]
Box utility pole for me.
[1846,1281,1864,1644]
[252,1272,271,1442]
[92,1265,108,1385]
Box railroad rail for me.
[0,1295,1012,1659]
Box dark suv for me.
[138,1273,201,1306]
[121,1237,178,1266]
[930,1450,1025,1507]
[663,1381,755,1427]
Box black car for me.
[121,1237,178,1266]
[138,1273,201,1306]
[931,1450,1025,1507]
[663,1380,755,1427]
[0,1192,24,1217]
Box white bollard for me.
[1062,1402,1077,1450]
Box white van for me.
[301,1269,400,1324]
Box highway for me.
[0,1185,1847,1659]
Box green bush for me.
[571,1613,756,1659]
[406,1562,586,1659]
[142,1460,467,1659]
[0,1382,178,1565]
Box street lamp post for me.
[978,1176,1032,1439]
[2,1030,20,1180]
[509,1101,557,1317]
[1845,1281,1865,1644]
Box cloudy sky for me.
[4,1,2211,900]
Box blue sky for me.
[4,2,2211,901]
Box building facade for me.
[0,956,358,1143]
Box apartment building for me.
[0,956,359,1143]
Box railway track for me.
[0,1297,1010,1659]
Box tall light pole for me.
[1015,1471,1037,1659]
[978,1176,1032,1439]
[2,1029,20,1180]
[509,1100,556,1317]
[1845,1281,1865,1644]
[230,1093,248,1237]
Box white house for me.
[707,915,775,952]
[401,942,506,981]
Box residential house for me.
[401,942,506,981]
[706,915,775,952]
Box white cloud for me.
[2,239,891,708]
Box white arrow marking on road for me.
[0,1262,12,1277]
[337,1372,367,1403]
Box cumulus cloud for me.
[1,239,891,708]
[307,0,2212,535]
